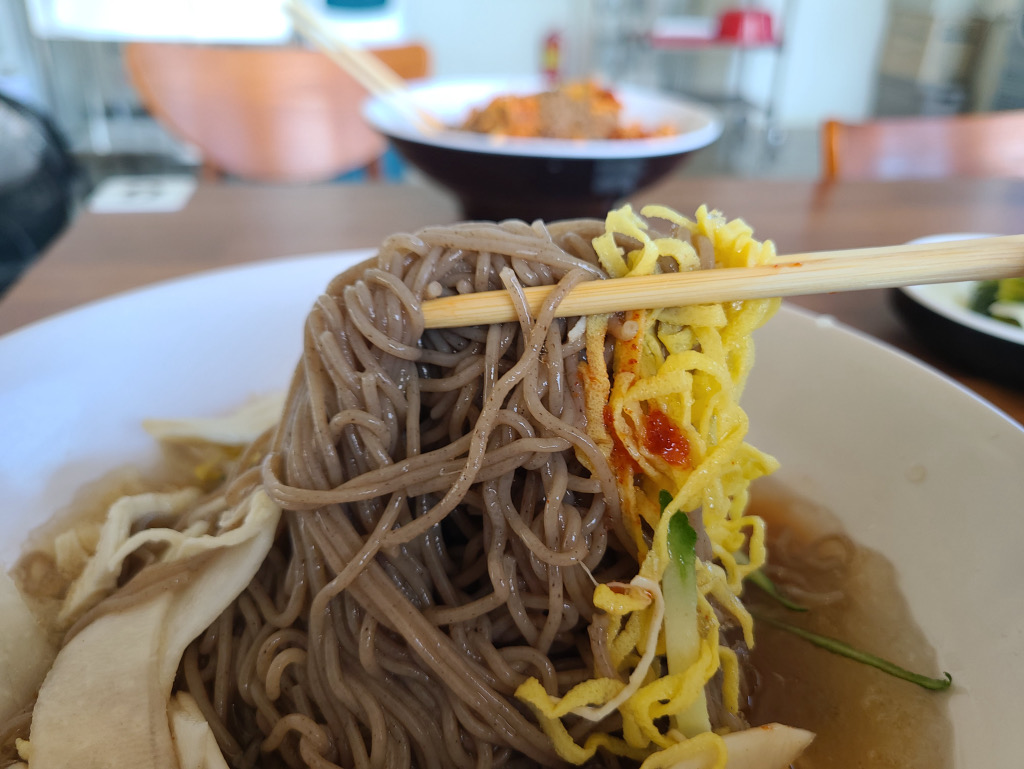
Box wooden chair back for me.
[123,42,429,183]
[822,110,1024,181]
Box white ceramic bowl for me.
[1,253,1022,765]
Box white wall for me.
[769,0,892,127]
[16,0,1016,145]
[403,0,575,79]
[24,0,291,42]
[0,0,48,110]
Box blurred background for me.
[3,0,1023,182]
[1,0,1023,290]
[6,0,1024,182]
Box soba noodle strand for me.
[178,219,635,769]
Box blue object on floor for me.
[326,0,388,7]
[336,143,406,182]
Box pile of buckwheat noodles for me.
[180,218,643,769]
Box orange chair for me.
[821,110,1024,182]
[123,42,429,183]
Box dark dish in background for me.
[363,77,720,221]
[891,234,1024,389]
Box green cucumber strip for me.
[751,610,953,691]
[660,490,709,736]
[666,511,697,565]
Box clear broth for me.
[747,478,953,768]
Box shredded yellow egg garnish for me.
[515,204,781,769]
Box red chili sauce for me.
[603,405,640,477]
[602,407,691,476]
[642,408,690,467]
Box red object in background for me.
[542,31,561,84]
[716,8,774,44]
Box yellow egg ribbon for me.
[516,204,781,769]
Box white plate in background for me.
[897,233,1024,347]
[893,233,1024,387]
[363,76,722,160]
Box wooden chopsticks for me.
[284,0,442,133]
[419,235,1024,329]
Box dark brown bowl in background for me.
[363,77,722,222]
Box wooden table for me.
[2,176,1022,424]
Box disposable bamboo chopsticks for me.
[284,0,442,133]
[420,235,1024,329]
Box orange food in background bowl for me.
[363,76,720,220]
[460,80,676,140]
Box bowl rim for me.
[362,75,723,160]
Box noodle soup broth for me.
[748,478,952,769]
